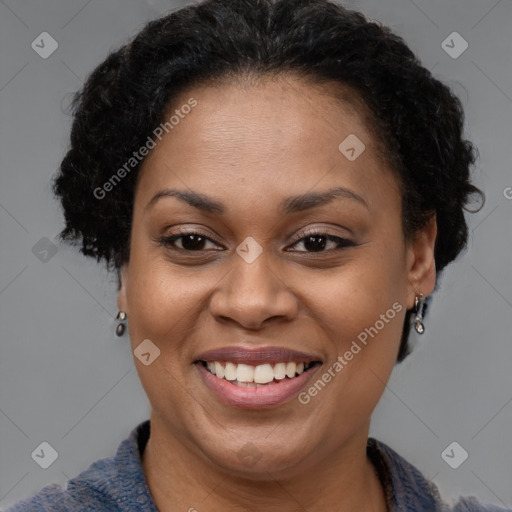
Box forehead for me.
[161,75,370,155]
[135,75,399,214]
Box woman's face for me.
[118,75,436,478]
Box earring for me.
[414,293,426,334]
[115,311,127,337]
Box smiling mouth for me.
[198,360,322,387]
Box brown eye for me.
[288,232,355,253]
[160,231,222,252]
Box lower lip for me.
[196,363,321,409]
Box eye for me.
[287,230,356,253]
[158,229,356,254]
[159,230,223,252]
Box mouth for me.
[198,360,321,386]
[194,346,323,408]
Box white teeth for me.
[224,362,237,381]
[204,360,313,384]
[286,362,297,378]
[214,361,224,378]
[253,364,274,384]
[236,364,254,383]
[233,381,267,387]
[273,362,287,380]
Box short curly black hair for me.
[54,0,483,362]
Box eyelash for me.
[158,228,355,253]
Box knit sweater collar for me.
[74,419,448,512]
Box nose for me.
[209,248,299,330]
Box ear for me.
[405,215,437,310]
[117,265,129,314]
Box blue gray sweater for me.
[4,420,509,511]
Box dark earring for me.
[115,311,127,337]
[414,293,426,334]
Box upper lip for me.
[194,346,323,365]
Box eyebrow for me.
[144,186,368,215]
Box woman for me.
[6,0,507,510]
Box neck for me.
[141,414,388,512]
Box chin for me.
[188,422,325,481]
[208,446,311,481]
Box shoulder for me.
[368,438,510,512]
[3,420,154,512]
[2,481,117,512]
[451,496,511,512]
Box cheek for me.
[300,276,405,442]
[314,247,406,342]
[126,265,202,338]
[124,248,230,357]
[307,243,407,399]
[123,258,210,416]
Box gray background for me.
[1,0,511,509]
